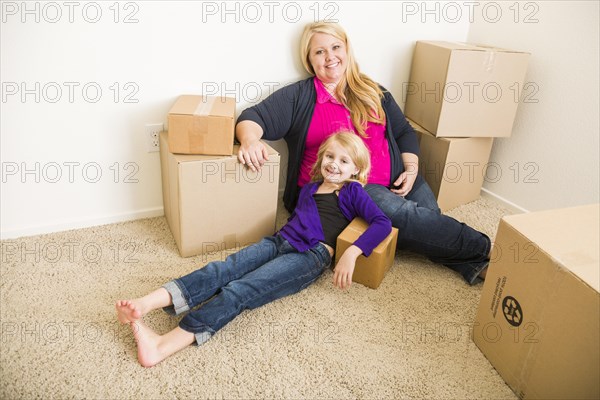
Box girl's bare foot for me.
[116,300,143,324]
[130,321,195,368]
[115,288,173,324]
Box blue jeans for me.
[162,235,331,345]
[403,175,441,213]
[365,177,491,285]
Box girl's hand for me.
[333,245,362,289]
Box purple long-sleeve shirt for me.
[279,181,392,257]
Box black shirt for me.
[313,192,350,249]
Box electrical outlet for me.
[145,123,163,152]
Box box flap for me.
[503,204,600,292]
[418,40,529,54]
[169,95,235,118]
[170,142,279,164]
[406,118,430,135]
[210,96,236,118]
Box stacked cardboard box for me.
[405,41,530,211]
[473,204,599,399]
[160,95,280,257]
[168,95,236,155]
[409,118,493,212]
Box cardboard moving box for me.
[160,132,280,257]
[336,218,399,289]
[405,41,530,138]
[473,204,600,400]
[409,118,494,211]
[168,95,235,155]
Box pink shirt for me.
[298,78,391,187]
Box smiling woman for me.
[235,21,493,286]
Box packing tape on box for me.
[194,96,216,116]
[190,119,209,150]
[483,50,497,73]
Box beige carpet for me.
[1,197,517,399]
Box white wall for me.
[468,1,599,212]
[9,2,598,237]
[1,1,470,239]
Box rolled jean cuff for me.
[466,261,489,285]
[464,236,492,285]
[179,320,216,346]
[162,280,190,316]
[193,331,213,346]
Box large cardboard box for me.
[473,204,600,399]
[405,41,530,137]
[409,118,494,211]
[336,218,399,289]
[159,132,280,257]
[168,95,235,155]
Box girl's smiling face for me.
[320,140,359,184]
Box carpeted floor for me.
[1,197,517,399]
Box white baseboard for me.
[480,188,529,214]
[0,207,164,240]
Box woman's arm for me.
[383,89,420,195]
[235,80,303,171]
[235,120,269,172]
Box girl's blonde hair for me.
[300,21,385,138]
[310,132,371,185]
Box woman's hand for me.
[390,171,417,197]
[333,245,362,289]
[236,120,268,172]
[238,140,269,172]
[391,153,419,197]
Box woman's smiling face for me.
[308,32,347,85]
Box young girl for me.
[116,132,391,367]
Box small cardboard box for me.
[473,204,600,400]
[335,218,399,289]
[409,118,494,211]
[159,132,280,257]
[405,41,530,137]
[168,95,235,155]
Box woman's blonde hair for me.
[310,132,371,185]
[300,21,385,137]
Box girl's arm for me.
[346,184,392,257]
[333,183,392,289]
[333,245,362,289]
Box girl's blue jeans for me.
[162,235,331,345]
[365,176,491,285]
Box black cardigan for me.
[237,77,420,212]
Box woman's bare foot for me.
[478,266,488,280]
[130,321,195,368]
